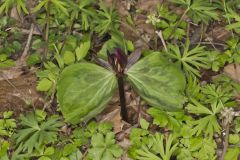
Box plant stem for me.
[168,7,190,39]
[117,76,128,122]
[43,3,50,62]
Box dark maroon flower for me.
[107,48,128,75]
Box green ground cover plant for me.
[0,0,240,160]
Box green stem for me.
[223,0,234,37]
[168,7,190,39]
[43,3,50,62]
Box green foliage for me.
[187,99,223,137]
[127,53,186,111]
[170,0,218,24]
[36,62,61,92]
[0,0,28,15]
[0,111,16,137]
[129,125,178,160]
[135,134,178,160]
[147,108,182,131]
[26,53,41,66]
[177,137,217,160]
[224,37,240,64]
[0,139,10,159]
[225,8,240,34]
[234,117,240,133]
[33,0,69,16]
[14,112,63,153]
[57,63,117,124]
[229,134,240,144]
[94,4,119,36]
[68,0,96,30]
[146,5,187,40]
[87,132,123,160]
[98,31,131,59]
[166,40,209,77]
[1,0,240,159]
[75,34,91,61]
[0,16,22,68]
[58,52,186,124]
[224,148,240,160]
[207,50,229,72]
[201,84,233,105]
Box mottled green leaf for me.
[127,53,186,111]
[57,63,117,124]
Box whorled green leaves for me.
[127,53,186,111]
[57,63,117,124]
[57,53,185,124]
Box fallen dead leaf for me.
[10,6,23,23]
[224,64,240,83]
[207,26,231,43]
[137,0,162,12]
[98,108,123,134]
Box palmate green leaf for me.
[0,0,28,15]
[88,132,123,160]
[166,40,209,77]
[94,4,119,36]
[136,134,178,160]
[147,107,182,131]
[187,99,223,137]
[225,9,240,34]
[170,0,218,24]
[15,113,63,153]
[32,0,69,16]
[57,63,117,124]
[127,53,186,111]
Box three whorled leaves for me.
[57,53,186,124]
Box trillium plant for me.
[57,49,186,124]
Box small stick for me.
[43,84,56,111]
[119,21,152,49]
[155,30,168,52]
[20,23,35,62]
[220,123,230,160]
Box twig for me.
[43,84,56,111]
[155,30,168,52]
[168,7,190,39]
[191,42,226,47]
[42,4,50,62]
[119,21,152,49]
[59,21,75,54]
[205,36,218,51]
[220,108,235,160]
[220,123,230,160]
[0,71,29,106]
[20,23,35,62]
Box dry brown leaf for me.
[99,108,123,134]
[207,26,231,43]
[137,0,162,12]
[224,64,240,83]
[10,7,23,22]
[0,72,43,115]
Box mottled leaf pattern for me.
[127,53,186,111]
[57,63,117,124]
